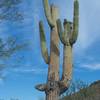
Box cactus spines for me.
[39,21,50,64]
[35,0,79,100]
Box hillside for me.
[61,80,100,100]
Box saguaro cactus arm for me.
[70,0,79,45]
[39,21,50,64]
[57,19,72,45]
[57,19,66,44]
[35,84,47,91]
[43,0,54,27]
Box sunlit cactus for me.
[35,0,79,100]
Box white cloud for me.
[6,62,48,75]
[11,68,47,75]
[81,63,100,70]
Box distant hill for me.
[61,80,100,100]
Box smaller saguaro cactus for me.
[56,0,79,93]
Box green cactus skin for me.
[43,0,55,28]
[57,0,79,46]
[70,0,79,45]
[39,21,50,64]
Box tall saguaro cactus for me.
[35,0,79,100]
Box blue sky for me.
[0,0,100,100]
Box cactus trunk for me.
[46,5,60,100]
[59,45,72,94]
[62,45,72,83]
[46,89,59,100]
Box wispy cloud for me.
[81,63,100,70]
[10,68,47,75]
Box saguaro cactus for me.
[35,0,79,100]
